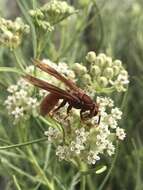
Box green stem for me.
[98,144,118,190]
[13,175,22,190]
[32,0,37,9]
[12,49,25,72]
[36,32,48,59]
[80,175,86,190]
[28,149,55,190]
[79,161,87,190]
[0,137,47,150]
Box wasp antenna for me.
[32,58,41,66]
[30,57,33,62]
[31,58,37,65]
[23,74,31,81]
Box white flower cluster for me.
[55,127,89,161]
[4,54,127,166]
[44,97,126,165]
[56,145,70,161]
[42,59,75,80]
[4,78,39,124]
[25,59,76,95]
[73,51,129,93]
[44,127,60,142]
[4,60,75,124]
[0,17,30,49]
[29,0,76,30]
[70,128,89,154]
[87,151,100,165]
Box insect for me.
[24,59,100,122]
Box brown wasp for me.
[24,59,100,122]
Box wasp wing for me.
[24,74,79,102]
[33,59,82,92]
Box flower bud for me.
[113,65,120,75]
[95,56,105,67]
[72,63,87,75]
[4,31,13,40]
[98,77,108,87]
[103,68,114,79]
[120,70,128,76]
[23,25,30,34]
[29,9,44,19]
[14,20,22,31]
[6,20,12,28]
[11,35,20,45]
[82,74,92,85]
[90,65,101,77]
[86,51,96,63]
[132,3,141,15]
[98,53,106,60]
[105,57,112,67]
[114,60,122,68]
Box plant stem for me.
[28,148,55,190]
[0,137,47,150]
[13,175,22,190]
[12,49,25,72]
[79,161,87,190]
[80,175,86,190]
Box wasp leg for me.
[80,109,85,120]
[52,99,67,115]
[97,115,101,125]
[64,104,72,120]
[88,104,98,118]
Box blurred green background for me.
[0,0,143,189]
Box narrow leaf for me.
[0,67,23,75]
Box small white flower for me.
[7,85,18,93]
[70,141,85,154]
[5,76,39,124]
[11,107,24,119]
[17,78,31,89]
[56,145,70,160]
[75,128,89,143]
[39,89,47,97]
[116,127,126,140]
[4,96,16,106]
[44,127,60,142]
[15,89,28,99]
[42,59,75,80]
[97,97,114,108]
[111,108,122,120]
[42,59,58,69]
[106,142,115,156]
[106,115,118,129]
[27,97,39,109]
[26,65,35,73]
[117,74,129,85]
[87,151,100,165]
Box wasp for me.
[24,60,100,122]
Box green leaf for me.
[1,158,46,185]
[0,150,26,159]
[0,67,23,75]
[16,0,37,58]
[0,137,47,150]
